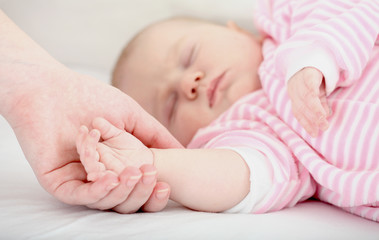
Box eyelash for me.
[167,43,196,122]
[183,45,195,68]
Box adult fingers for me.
[141,182,170,212]
[86,166,142,210]
[119,99,183,149]
[76,125,88,154]
[51,165,120,206]
[112,164,158,213]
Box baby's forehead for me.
[133,19,213,65]
[120,19,213,104]
[140,18,209,42]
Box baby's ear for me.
[227,20,263,42]
[226,21,246,34]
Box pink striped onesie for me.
[188,0,379,221]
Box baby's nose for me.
[181,71,204,100]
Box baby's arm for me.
[77,118,250,212]
[287,67,331,137]
[152,148,250,212]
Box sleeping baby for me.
[76,0,379,221]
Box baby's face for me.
[117,20,262,146]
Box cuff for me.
[277,42,340,96]
[222,146,273,214]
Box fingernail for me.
[156,188,169,200]
[79,125,87,133]
[126,174,142,187]
[106,181,119,191]
[143,171,157,185]
[90,130,98,137]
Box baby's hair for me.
[111,24,146,88]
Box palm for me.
[10,73,179,207]
[97,127,154,174]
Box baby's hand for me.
[287,67,331,137]
[76,125,108,181]
[76,117,154,181]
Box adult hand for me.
[77,117,168,213]
[6,70,179,212]
[76,117,155,178]
[0,10,182,213]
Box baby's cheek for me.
[172,111,209,146]
[228,77,256,102]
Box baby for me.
[77,0,379,220]
[112,18,328,146]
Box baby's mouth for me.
[207,71,226,108]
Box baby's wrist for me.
[149,148,166,182]
[149,148,157,167]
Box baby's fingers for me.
[319,82,332,118]
[76,125,89,154]
[92,117,123,141]
[292,96,328,137]
[80,128,106,181]
[304,93,328,128]
[305,80,331,132]
[96,144,126,175]
[289,68,330,136]
[292,105,319,137]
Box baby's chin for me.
[172,131,196,147]
[170,115,217,147]
[178,135,193,147]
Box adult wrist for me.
[0,63,73,126]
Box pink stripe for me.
[340,172,355,206]
[353,172,369,206]
[190,0,379,220]
[343,206,379,222]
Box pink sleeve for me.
[202,130,315,214]
[273,0,379,95]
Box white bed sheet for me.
[1,68,379,239]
